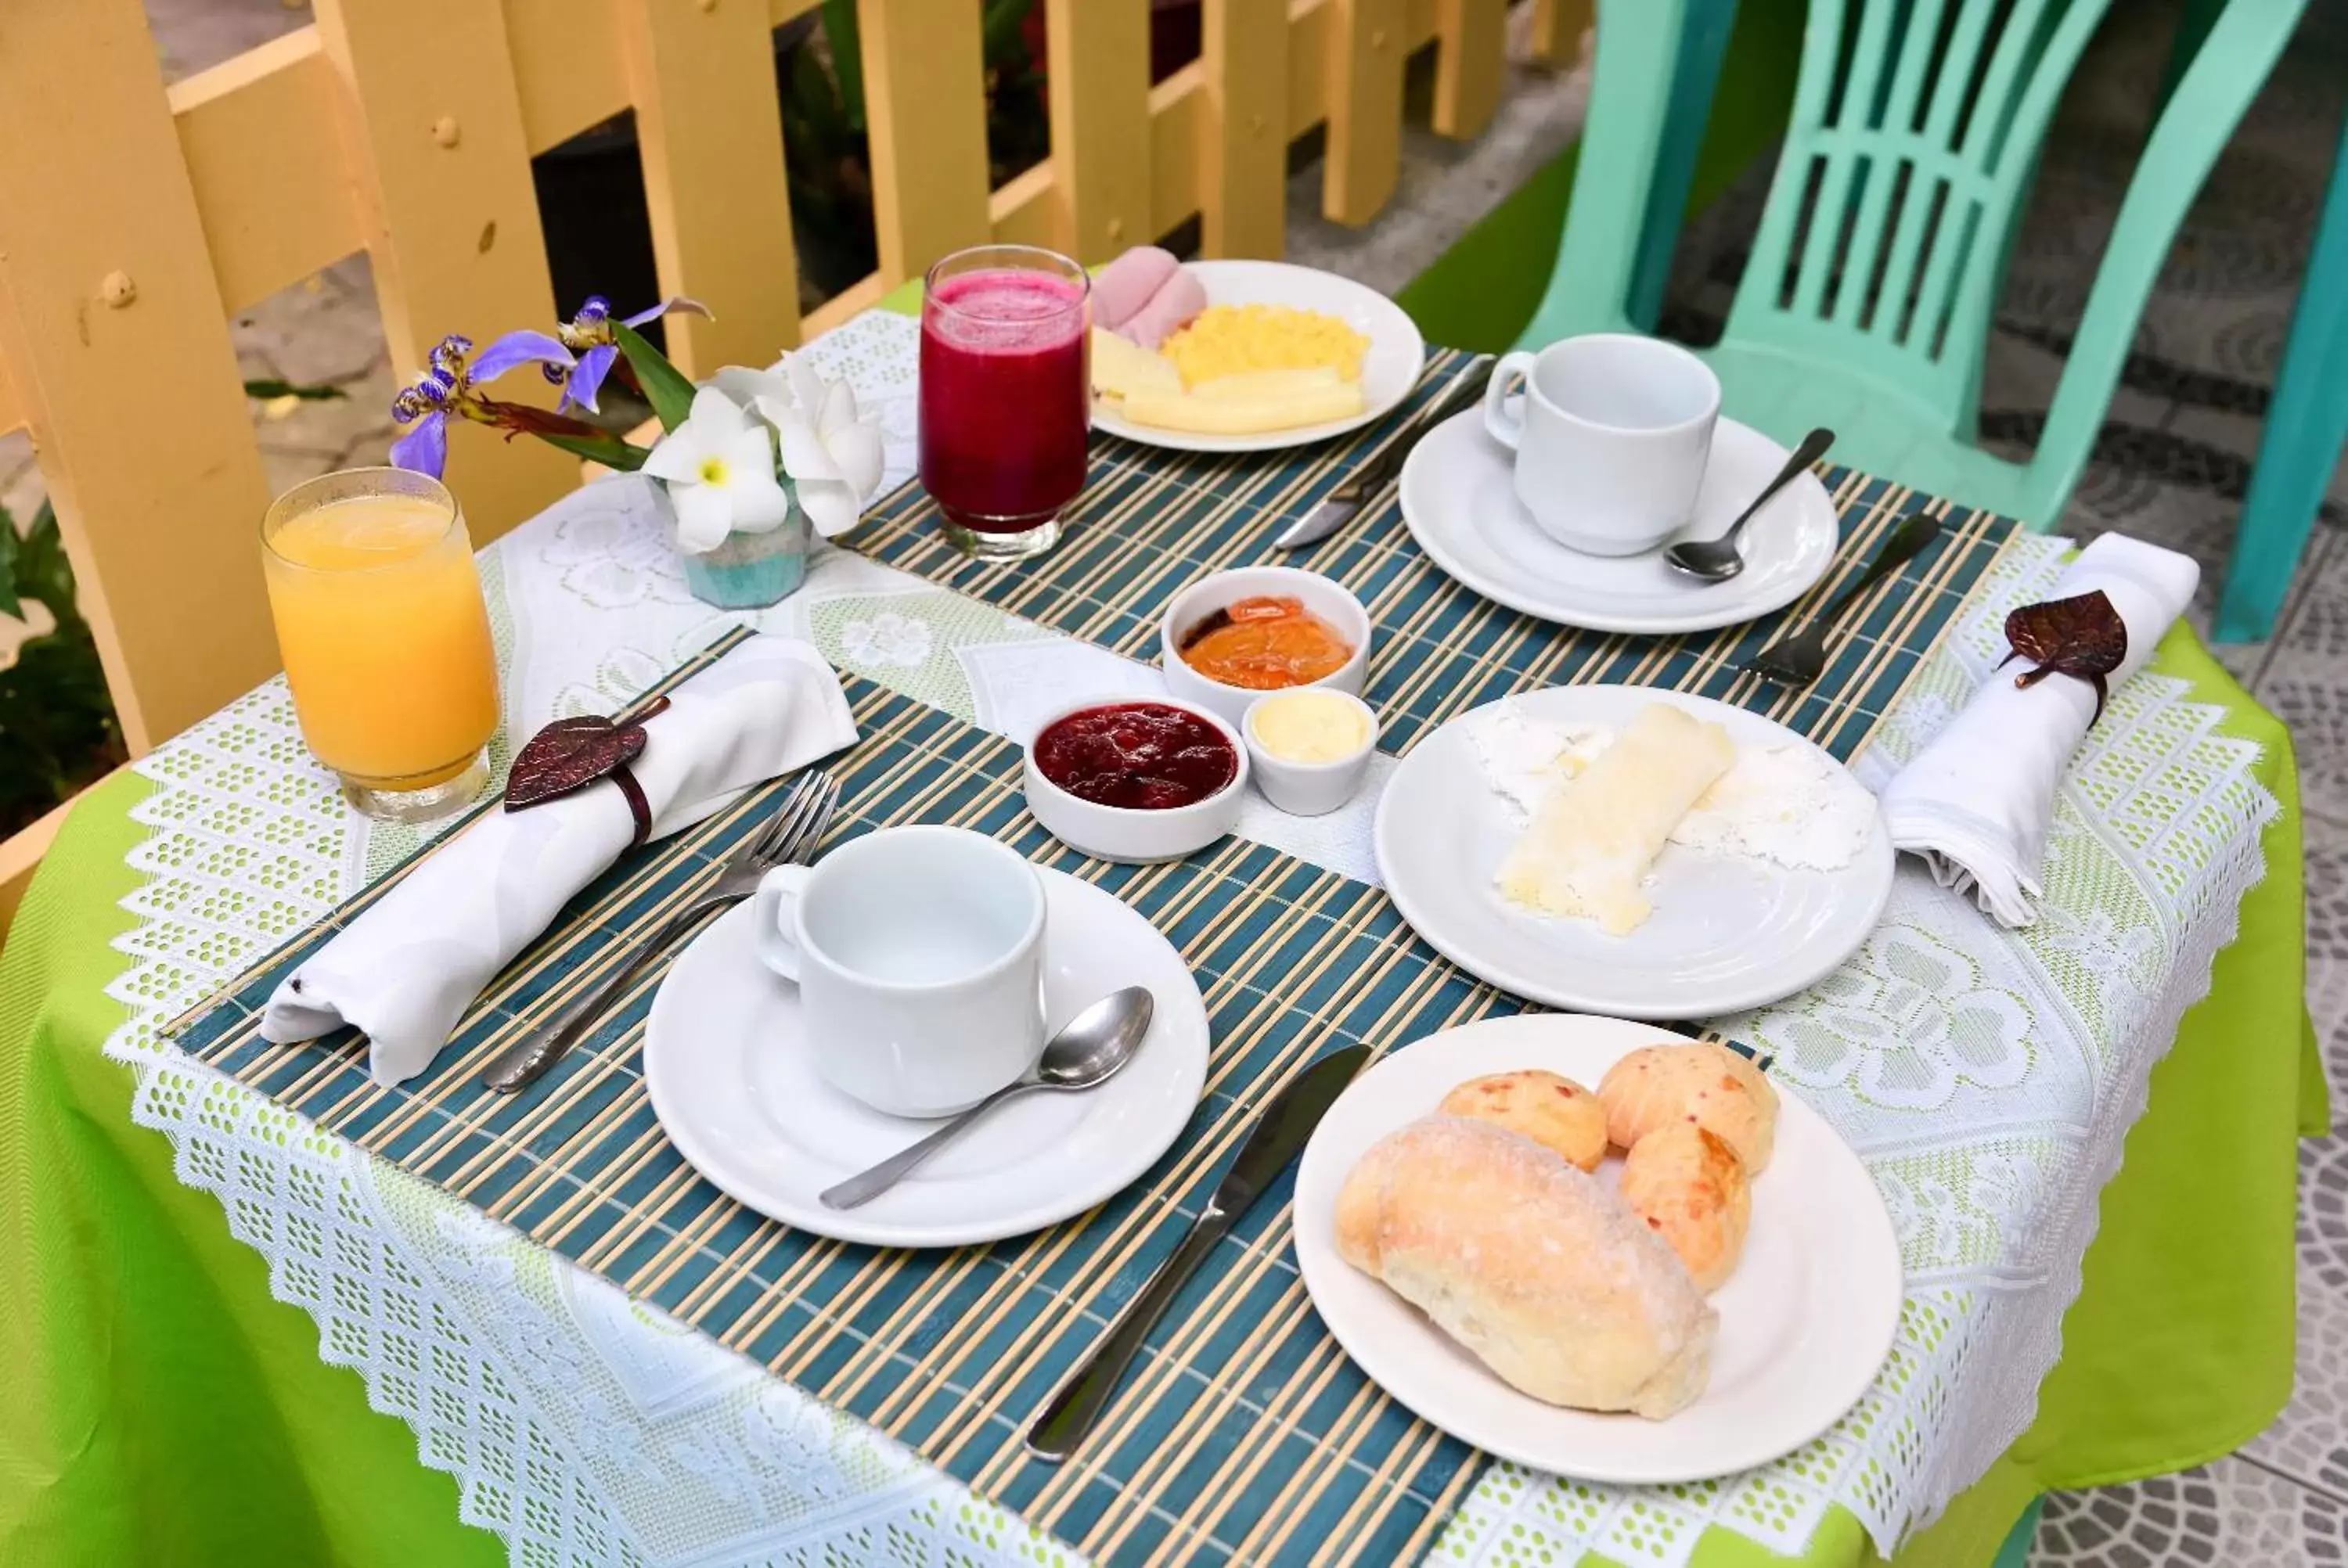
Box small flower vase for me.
[679,509,809,609]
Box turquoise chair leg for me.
[2215,115,2348,643]
[1626,0,1741,331]
[1518,0,1708,348]
[1993,1496,2044,1568]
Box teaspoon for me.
[819,987,1154,1210]
[1665,426,1835,582]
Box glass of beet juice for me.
[920,245,1091,561]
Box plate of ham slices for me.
[1087,250,1426,453]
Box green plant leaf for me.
[0,494,121,835]
[981,0,1035,67]
[531,429,650,472]
[242,378,349,401]
[0,502,20,623]
[613,321,697,433]
[17,501,79,627]
[787,41,852,149]
[820,0,866,134]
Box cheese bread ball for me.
[1619,1124,1751,1290]
[1439,1070,1608,1171]
[1598,1041,1777,1173]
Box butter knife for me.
[1273,357,1495,549]
[1024,1044,1371,1462]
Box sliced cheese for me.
[1190,366,1345,402]
[1089,328,1181,402]
[1496,703,1734,934]
[1119,380,1364,435]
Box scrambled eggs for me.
[1163,304,1370,388]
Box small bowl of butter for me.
[1241,689,1380,816]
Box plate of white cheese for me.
[1373,686,1892,1018]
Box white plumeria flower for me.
[642,387,789,554]
[710,363,791,412]
[758,355,885,539]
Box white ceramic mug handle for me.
[750,864,813,983]
[1482,349,1537,451]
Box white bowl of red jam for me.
[1023,696,1249,864]
[1159,566,1371,727]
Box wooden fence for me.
[0,0,1589,929]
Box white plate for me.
[1293,1013,1903,1483]
[644,868,1210,1248]
[1374,685,1892,1019]
[1092,259,1427,454]
[1398,409,1840,634]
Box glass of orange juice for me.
[261,468,502,823]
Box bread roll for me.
[1334,1117,1716,1419]
[1599,1041,1779,1174]
[1439,1070,1607,1171]
[1619,1124,1751,1290]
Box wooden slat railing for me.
[0,0,1591,938]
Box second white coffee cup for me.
[751,824,1046,1118]
[1482,333,1721,557]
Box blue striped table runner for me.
[172,351,2030,1560]
[177,666,1551,1564]
[848,346,2019,761]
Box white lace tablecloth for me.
[96,310,2276,1566]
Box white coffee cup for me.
[751,824,1047,1118]
[1482,333,1721,556]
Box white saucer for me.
[1398,410,1840,634]
[1092,260,1426,453]
[1374,685,1892,1019]
[644,868,1210,1248]
[1292,1013,1903,1484]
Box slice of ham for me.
[1093,246,1180,330]
[1092,246,1206,348]
[1120,268,1208,349]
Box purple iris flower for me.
[388,334,475,479]
[466,294,712,415]
[388,297,709,477]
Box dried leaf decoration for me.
[504,696,670,811]
[1998,590,2127,724]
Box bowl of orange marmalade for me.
[1160,566,1371,725]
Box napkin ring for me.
[503,696,671,847]
[1997,590,2126,725]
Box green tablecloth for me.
[0,618,2318,1567]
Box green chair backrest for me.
[1734,0,2105,437]
[1520,0,2307,527]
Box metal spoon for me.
[818,987,1155,1210]
[1664,426,1835,583]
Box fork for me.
[480,770,841,1094]
[1745,511,1942,688]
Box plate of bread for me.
[1087,251,1426,452]
[1374,685,1894,1019]
[1292,1015,1902,1483]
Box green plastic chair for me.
[2213,108,2348,641]
[1518,0,2309,532]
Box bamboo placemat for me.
[848,346,2021,761]
[175,669,1550,1566]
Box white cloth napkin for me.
[1877,533,2199,927]
[260,636,857,1084]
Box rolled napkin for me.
[1878,533,2199,927]
[261,637,857,1084]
